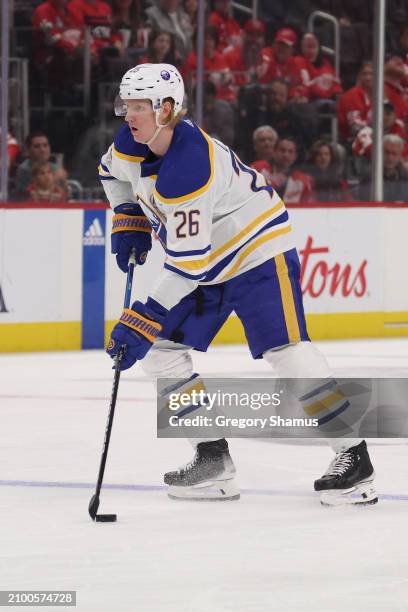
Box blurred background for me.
[3,0,408,203]
[1,0,408,352]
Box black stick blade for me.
[88,494,100,520]
[95,514,117,522]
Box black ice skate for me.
[164,439,240,501]
[314,440,378,506]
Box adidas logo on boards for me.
[83,218,105,246]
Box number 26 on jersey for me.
[175,210,200,238]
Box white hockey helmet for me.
[115,63,185,117]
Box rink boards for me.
[0,202,407,351]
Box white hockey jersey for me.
[99,119,295,310]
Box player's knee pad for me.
[141,339,193,379]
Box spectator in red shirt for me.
[305,140,351,202]
[262,28,304,99]
[352,101,408,159]
[0,130,21,174]
[294,32,342,100]
[33,0,82,57]
[68,0,122,62]
[32,0,83,85]
[140,30,177,65]
[208,0,242,52]
[337,61,373,140]
[384,102,408,152]
[395,24,408,84]
[384,55,408,122]
[261,137,313,203]
[224,19,272,93]
[182,26,234,102]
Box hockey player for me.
[100,63,377,506]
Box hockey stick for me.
[88,249,137,522]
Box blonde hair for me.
[162,97,187,128]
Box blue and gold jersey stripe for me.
[167,201,285,272]
[112,144,145,163]
[153,128,215,204]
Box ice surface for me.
[1,339,407,611]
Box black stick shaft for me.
[89,252,136,518]
[94,345,124,499]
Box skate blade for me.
[320,478,378,507]
[167,478,240,502]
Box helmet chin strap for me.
[145,110,168,148]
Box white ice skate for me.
[164,439,240,501]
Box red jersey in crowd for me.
[384,82,408,122]
[293,55,342,100]
[251,160,313,203]
[337,86,372,139]
[251,160,273,183]
[224,45,274,90]
[352,120,408,158]
[261,48,303,96]
[0,130,20,171]
[339,82,408,140]
[68,0,120,55]
[208,10,242,52]
[182,51,235,102]
[32,0,82,61]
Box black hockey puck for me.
[95,514,117,522]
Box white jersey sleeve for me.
[99,144,141,210]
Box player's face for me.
[125,99,156,144]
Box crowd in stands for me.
[6,0,408,203]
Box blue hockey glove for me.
[107,298,168,371]
[111,204,152,272]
